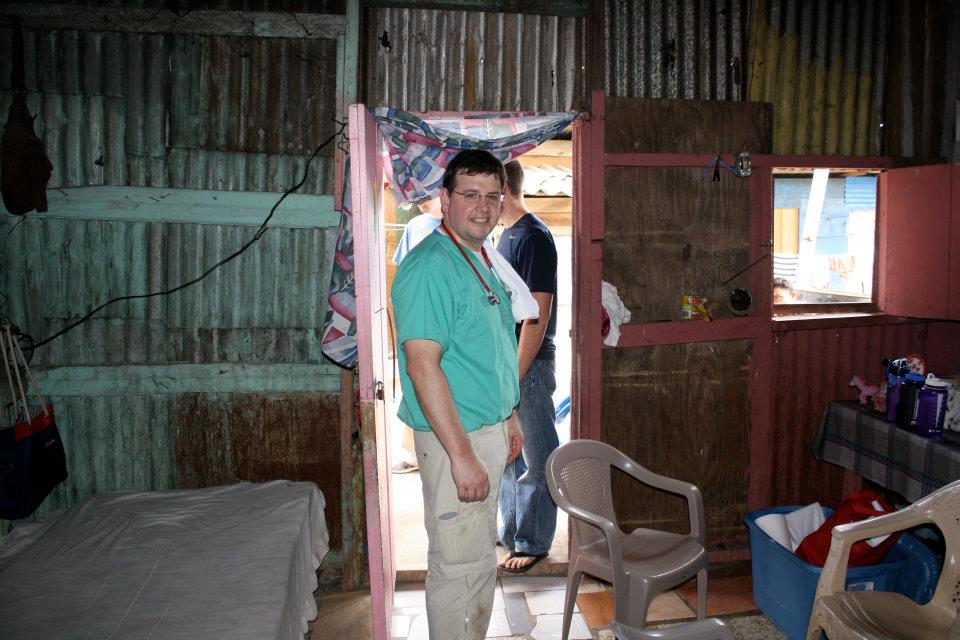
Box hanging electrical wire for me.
[17,119,347,359]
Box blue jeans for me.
[499,359,559,556]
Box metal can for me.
[681,295,709,320]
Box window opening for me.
[773,169,879,308]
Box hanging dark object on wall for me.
[1,16,53,216]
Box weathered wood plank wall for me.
[600,98,770,551]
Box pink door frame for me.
[349,103,394,640]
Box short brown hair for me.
[441,150,506,192]
[504,160,524,197]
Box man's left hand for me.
[506,411,524,463]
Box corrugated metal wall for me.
[746,0,888,156]
[359,0,958,157]
[0,28,338,193]
[0,15,347,548]
[365,7,585,111]
[5,219,335,366]
[766,320,933,508]
[600,0,748,101]
[598,0,959,159]
[882,0,960,160]
[33,1,346,14]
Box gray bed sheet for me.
[0,480,328,640]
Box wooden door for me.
[349,103,394,640]
[882,165,953,319]
[572,91,772,556]
[952,164,960,320]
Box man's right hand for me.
[450,451,489,502]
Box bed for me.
[0,480,328,639]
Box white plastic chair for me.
[547,440,718,640]
[806,478,960,640]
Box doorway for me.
[381,136,576,576]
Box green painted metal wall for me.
[0,8,354,552]
[1,203,346,544]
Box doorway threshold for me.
[392,468,571,583]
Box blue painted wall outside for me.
[774,175,878,256]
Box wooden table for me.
[813,401,960,502]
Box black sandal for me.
[500,551,548,573]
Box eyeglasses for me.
[451,189,503,208]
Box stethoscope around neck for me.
[439,219,501,305]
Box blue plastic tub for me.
[746,506,941,640]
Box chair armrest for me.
[832,507,928,542]
[620,462,705,543]
[815,507,929,598]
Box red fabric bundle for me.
[795,489,901,567]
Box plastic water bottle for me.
[896,372,926,430]
[915,374,949,439]
[883,359,906,423]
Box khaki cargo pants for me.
[414,421,509,640]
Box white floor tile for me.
[493,585,506,611]
[402,606,427,616]
[577,576,613,593]
[484,610,512,637]
[525,589,578,616]
[500,575,568,594]
[406,613,430,640]
[391,614,411,638]
[530,613,592,640]
[394,588,427,609]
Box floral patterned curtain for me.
[321,109,578,368]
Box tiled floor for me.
[373,467,763,639]
[313,570,762,640]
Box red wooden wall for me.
[573,93,960,559]
[757,319,959,509]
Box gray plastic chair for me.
[546,440,712,640]
[609,619,734,640]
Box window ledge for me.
[772,312,926,332]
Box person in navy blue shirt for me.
[496,160,559,572]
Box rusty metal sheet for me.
[0,26,338,193]
[174,392,343,548]
[368,6,585,111]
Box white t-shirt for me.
[392,214,442,265]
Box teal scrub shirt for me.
[392,232,519,432]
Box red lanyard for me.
[439,219,500,305]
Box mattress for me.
[0,480,328,640]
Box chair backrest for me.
[907,479,960,612]
[547,440,622,549]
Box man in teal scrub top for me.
[392,149,524,640]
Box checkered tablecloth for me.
[812,401,960,502]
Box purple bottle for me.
[915,374,949,439]
[884,360,907,423]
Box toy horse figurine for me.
[849,375,886,412]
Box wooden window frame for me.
[771,165,887,318]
